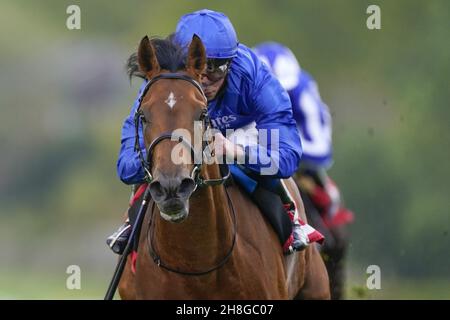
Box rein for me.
[146,185,237,276]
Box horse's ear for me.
[186,34,206,78]
[138,36,160,78]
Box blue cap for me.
[175,9,239,59]
[253,42,301,91]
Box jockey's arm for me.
[244,68,302,178]
[117,81,148,185]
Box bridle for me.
[134,72,236,275]
[134,73,231,187]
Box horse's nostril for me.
[150,177,195,201]
[149,181,165,201]
[178,178,195,198]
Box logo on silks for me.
[170,121,280,175]
[210,115,237,129]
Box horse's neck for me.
[153,164,233,266]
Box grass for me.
[1,268,449,299]
[0,269,112,300]
[345,278,450,300]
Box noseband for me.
[134,73,230,187]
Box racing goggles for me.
[203,58,231,83]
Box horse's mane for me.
[126,34,186,80]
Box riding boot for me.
[106,184,147,255]
[106,218,131,254]
[272,181,312,253]
[282,204,309,253]
[251,185,309,255]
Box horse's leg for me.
[294,244,331,300]
[322,224,349,299]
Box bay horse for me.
[118,34,330,299]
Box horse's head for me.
[136,35,207,223]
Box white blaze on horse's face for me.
[165,92,177,109]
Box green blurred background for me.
[0,0,449,299]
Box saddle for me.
[228,164,293,246]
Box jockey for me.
[108,10,311,255]
[253,42,353,233]
[254,43,355,299]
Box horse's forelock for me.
[126,35,186,81]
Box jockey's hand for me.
[213,132,245,161]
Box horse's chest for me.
[137,264,285,299]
